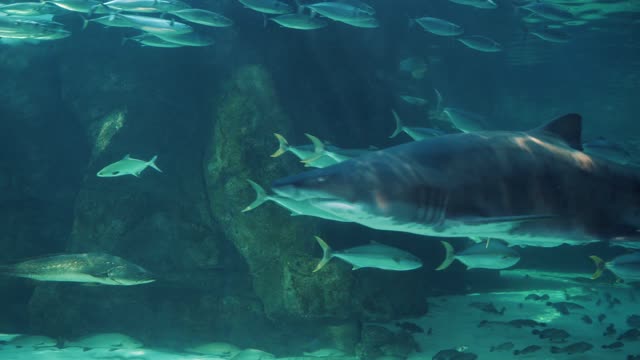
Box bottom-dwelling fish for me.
[0,253,155,286]
[312,236,422,272]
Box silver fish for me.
[435,240,520,270]
[336,0,375,15]
[400,95,428,106]
[127,33,184,47]
[242,179,350,222]
[449,0,497,9]
[312,236,422,272]
[46,0,110,14]
[339,16,379,28]
[0,2,54,16]
[97,154,162,177]
[271,114,640,249]
[270,133,334,168]
[457,35,502,52]
[300,134,373,167]
[521,2,574,22]
[270,13,328,30]
[530,27,570,43]
[0,253,155,286]
[112,14,193,35]
[442,107,487,132]
[169,9,233,27]
[100,0,190,13]
[413,17,464,36]
[155,31,214,47]
[591,252,640,282]
[390,109,444,141]
[239,0,292,15]
[307,2,373,23]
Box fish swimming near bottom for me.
[490,341,514,352]
[513,345,541,355]
[271,113,640,249]
[97,154,162,177]
[550,341,593,354]
[63,333,143,350]
[435,240,520,270]
[185,342,241,357]
[312,236,422,272]
[6,335,57,348]
[0,253,155,286]
[590,252,640,282]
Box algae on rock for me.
[204,64,357,322]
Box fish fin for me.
[434,88,443,114]
[242,179,269,212]
[313,236,333,273]
[485,239,491,248]
[147,155,162,173]
[270,133,289,157]
[460,214,555,225]
[79,15,89,31]
[301,133,325,164]
[589,255,605,279]
[435,241,456,271]
[352,265,361,270]
[389,109,404,138]
[531,113,582,151]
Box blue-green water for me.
[0,0,639,359]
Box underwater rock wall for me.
[203,64,357,321]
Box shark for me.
[271,114,640,248]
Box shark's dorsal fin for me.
[531,113,582,150]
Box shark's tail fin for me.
[313,236,333,272]
[390,109,404,138]
[147,155,162,173]
[435,241,456,271]
[300,133,325,166]
[242,179,269,213]
[589,255,606,279]
[270,133,290,158]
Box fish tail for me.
[589,255,605,279]
[147,155,162,173]
[434,88,444,114]
[79,15,89,31]
[241,179,269,213]
[270,133,290,158]
[389,109,404,138]
[513,350,520,355]
[300,133,325,165]
[550,346,561,354]
[312,236,333,273]
[435,241,456,271]
[489,346,495,352]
